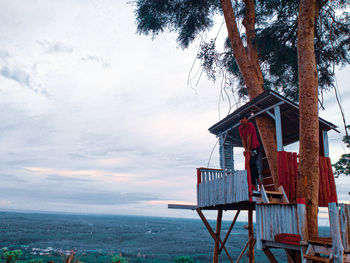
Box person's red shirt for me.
[239,122,260,149]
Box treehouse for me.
[169,90,350,263]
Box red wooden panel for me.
[287,152,294,202]
[275,233,301,246]
[277,151,299,202]
[291,153,298,203]
[323,157,332,205]
[326,157,337,203]
[197,168,201,184]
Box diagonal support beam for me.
[262,248,278,263]
[196,208,234,263]
[219,210,241,253]
[236,238,256,263]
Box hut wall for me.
[256,204,299,249]
[197,169,249,207]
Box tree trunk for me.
[297,0,319,238]
[220,0,279,188]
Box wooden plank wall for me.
[197,169,249,207]
[340,203,350,252]
[256,204,298,248]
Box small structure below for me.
[169,90,350,263]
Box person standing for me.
[239,114,260,189]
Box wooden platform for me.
[168,201,255,211]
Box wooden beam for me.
[168,204,197,210]
[248,209,255,263]
[218,101,285,135]
[262,248,278,263]
[235,239,250,263]
[218,210,241,253]
[263,241,301,251]
[278,186,289,203]
[274,105,283,151]
[213,209,223,263]
[261,185,270,203]
[196,208,234,263]
[323,130,329,157]
[284,249,296,263]
[303,254,331,262]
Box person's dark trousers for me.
[249,148,260,188]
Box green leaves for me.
[2,249,23,263]
[333,125,350,176]
[174,255,195,263]
[111,255,129,263]
[134,0,221,48]
[134,0,350,102]
[333,153,350,176]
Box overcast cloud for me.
[0,0,349,219]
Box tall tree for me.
[297,0,319,238]
[219,0,279,189]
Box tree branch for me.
[219,0,264,99]
[242,0,264,86]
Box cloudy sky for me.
[0,0,349,219]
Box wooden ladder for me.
[253,185,289,204]
[302,238,333,263]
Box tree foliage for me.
[333,125,350,176]
[333,153,350,176]
[134,0,350,102]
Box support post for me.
[248,209,255,263]
[297,198,308,262]
[322,130,329,157]
[274,105,283,151]
[219,133,229,172]
[213,209,223,263]
[297,198,308,242]
[329,202,344,263]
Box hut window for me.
[219,134,234,171]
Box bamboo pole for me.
[213,209,223,263]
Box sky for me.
[0,0,349,220]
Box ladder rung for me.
[266,190,283,195]
[303,254,330,263]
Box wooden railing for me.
[256,203,299,249]
[196,168,249,207]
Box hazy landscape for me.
[0,211,291,262]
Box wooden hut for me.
[169,90,350,263]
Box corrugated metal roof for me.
[208,90,338,147]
